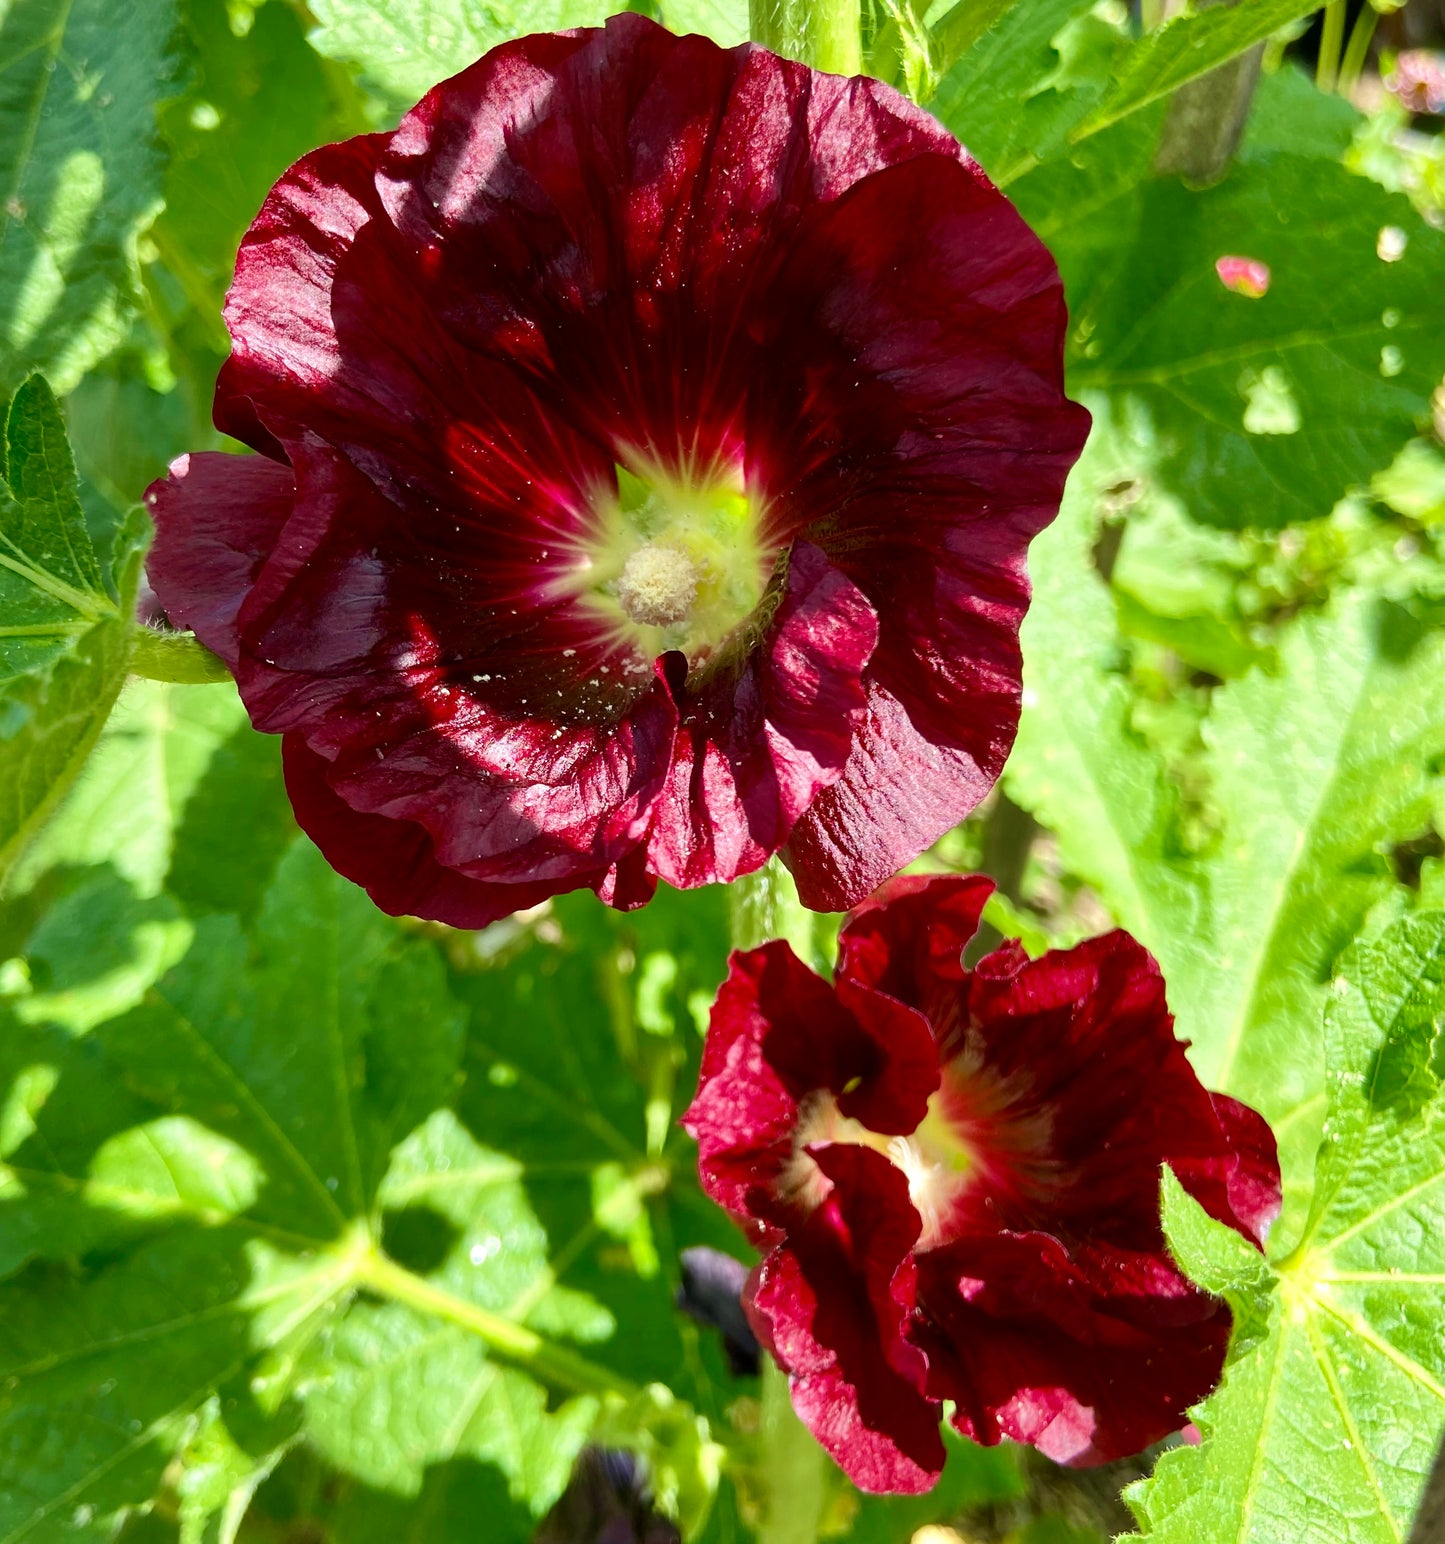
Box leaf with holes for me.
[1048,94,1445,529]
[1128,911,1445,1544]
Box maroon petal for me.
[836,872,995,1008]
[1182,1094,1283,1249]
[683,941,814,1232]
[957,931,1281,1249]
[145,452,296,666]
[761,155,1089,911]
[915,1232,1233,1464]
[223,441,681,898]
[646,543,877,889]
[282,735,644,926]
[750,1145,943,1494]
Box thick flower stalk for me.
[145,15,1088,926]
[684,874,1281,1494]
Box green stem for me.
[1338,4,1378,97]
[1316,0,1346,92]
[728,857,816,958]
[750,0,860,73]
[729,865,829,1543]
[130,627,233,684]
[757,1359,829,1544]
[355,1249,639,1401]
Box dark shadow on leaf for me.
[240,1450,542,1544]
[167,721,297,921]
[381,1205,460,1277]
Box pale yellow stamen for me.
[615,544,699,627]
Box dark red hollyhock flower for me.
[683,874,1280,1493]
[144,16,1088,926]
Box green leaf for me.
[305,0,612,109]
[306,0,749,108]
[1073,0,1324,143]
[0,377,141,892]
[2,678,292,910]
[1051,110,1445,528]
[0,844,583,1540]
[0,0,183,394]
[1009,414,1445,1239]
[1128,911,1445,1543]
[1006,415,1198,959]
[0,845,742,1541]
[1160,1167,1273,1343]
[928,0,1125,184]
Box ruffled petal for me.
[225,442,680,895]
[647,542,877,889]
[144,451,296,665]
[750,1145,943,1494]
[160,15,1085,920]
[915,1232,1233,1464]
[836,872,995,1008]
[282,735,649,926]
[957,930,1277,1249]
[760,154,1089,909]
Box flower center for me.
[781,1087,979,1250]
[565,455,773,666]
[616,545,699,627]
[779,1054,1059,1251]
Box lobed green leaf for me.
[1129,912,1445,1543]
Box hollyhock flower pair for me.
[684,875,1281,1493]
[145,14,1089,926]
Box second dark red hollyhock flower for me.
[145,15,1088,926]
[684,875,1280,1494]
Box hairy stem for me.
[728,857,816,958]
[130,627,232,684]
[355,1249,639,1401]
[729,862,829,1542]
[1153,0,1263,186]
[750,0,861,74]
[1316,0,1346,92]
[756,1358,830,1544]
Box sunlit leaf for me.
[1129,912,1445,1543]
[0,0,182,393]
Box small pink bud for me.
[1215,256,1271,298]
[1387,51,1445,116]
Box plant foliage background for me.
[1,0,1445,1540]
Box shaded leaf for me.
[0,378,141,891]
[0,0,183,393]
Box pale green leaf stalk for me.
[750,0,861,73]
